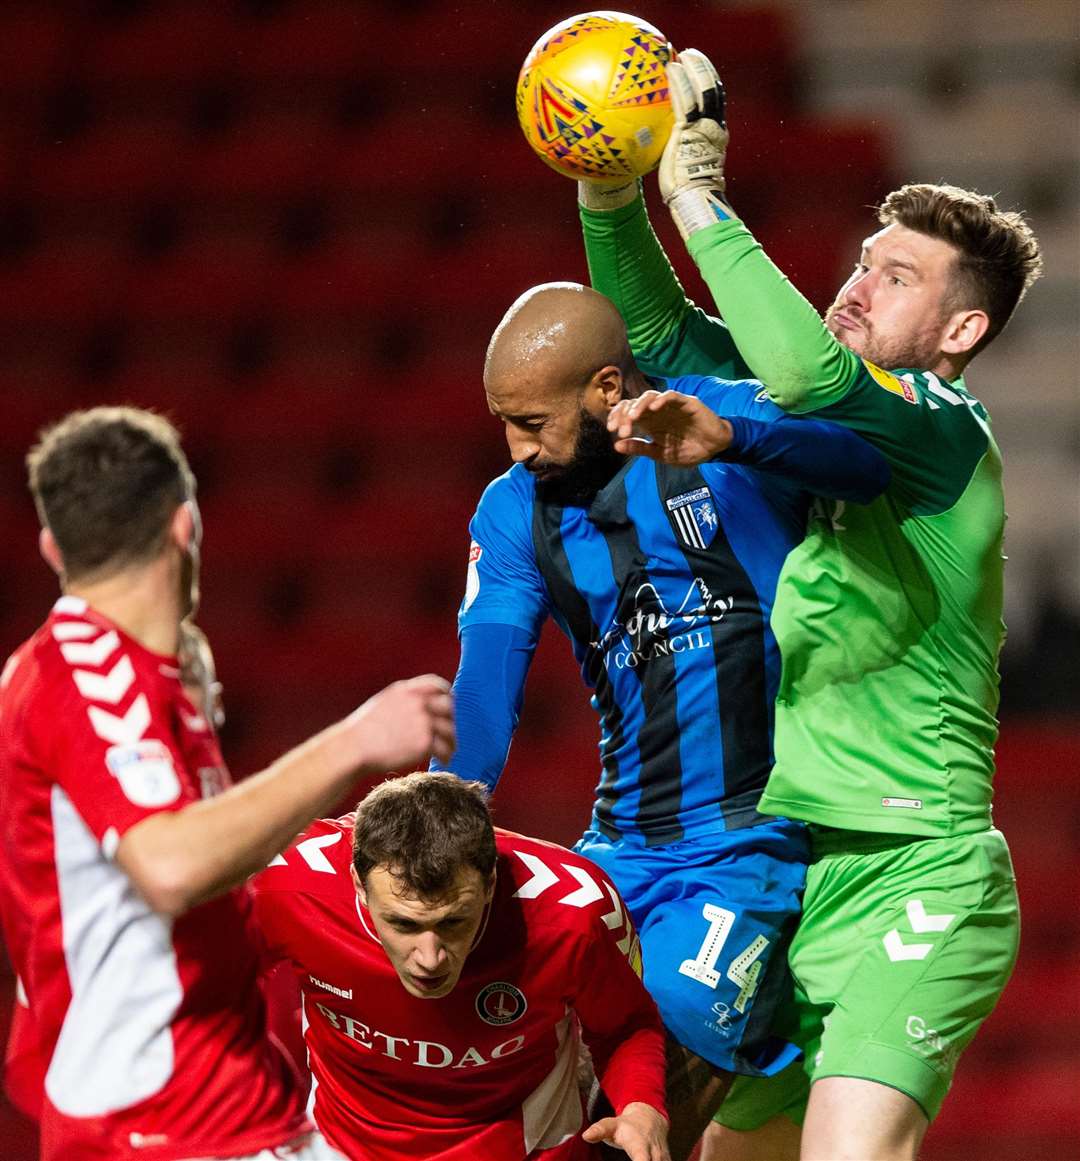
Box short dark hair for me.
[352,773,497,898]
[878,183,1043,357]
[27,406,195,583]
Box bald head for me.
[484,282,635,407]
[483,283,638,501]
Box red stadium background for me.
[0,2,1077,1157]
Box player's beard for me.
[535,409,625,507]
[824,301,945,372]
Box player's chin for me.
[403,971,455,999]
[529,465,565,483]
[829,325,864,356]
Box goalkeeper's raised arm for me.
[573,48,845,401]
[655,48,859,412]
[654,50,1041,415]
[577,176,752,382]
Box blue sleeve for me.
[667,375,890,504]
[432,469,549,790]
[430,623,536,790]
[458,469,550,635]
[719,414,891,504]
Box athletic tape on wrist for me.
[668,187,733,239]
[577,179,641,212]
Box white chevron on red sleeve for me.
[600,879,635,955]
[600,880,624,929]
[88,694,152,745]
[72,655,136,705]
[295,832,343,873]
[60,630,121,668]
[557,863,603,908]
[512,849,632,950]
[51,621,100,642]
[512,851,560,899]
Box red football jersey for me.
[251,818,667,1160]
[0,598,309,1160]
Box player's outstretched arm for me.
[608,389,890,503]
[117,674,454,917]
[579,189,752,382]
[582,1100,671,1160]
[438,475,549,784]
[577,60,751,383]
[660,50,858,411]
[430,622,534,788]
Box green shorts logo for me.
[883,899,955,963]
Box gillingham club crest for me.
[475,981,528,1026]
[666,487,719,550]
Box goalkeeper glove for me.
[660,49,732,242]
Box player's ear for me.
[350,863,368,906]
[941,307,989,357]
[484,868,497,903]
[39,527,64,578]
[590,364,625,409]
[168,502,195,554]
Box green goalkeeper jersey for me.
[581,195,1004,837]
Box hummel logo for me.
[883,899,956,963]
[309,974,353,1000]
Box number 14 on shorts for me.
[678,903,769,1013]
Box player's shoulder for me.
[39,598,163,681]
[477,464,536,516]
[3,602,124,722]
[471,466,539,557]
[253,813,356,895]
[495,829,624,934]
[0,629,46,711]
[860,362,993,433]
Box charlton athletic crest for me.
[475,981,528,1026]
[666,487,719,550]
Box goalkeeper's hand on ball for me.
[660,48,732,242]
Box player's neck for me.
[65,557,185,657]
[922,350,966,382]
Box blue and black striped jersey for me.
[446,375,888,844]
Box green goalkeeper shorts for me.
[716,826,1019,1129]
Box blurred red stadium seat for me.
[185,115,334,201]
[326,113,569,201]
[28,120,189,204]
[269,233,419,318]
[0,238,125,325]
[83,4,236,88]
[123,236,275,322]
[415,222,588,309]
[0,7,69,96]
[77,363,228,434]
[226,1,370,85]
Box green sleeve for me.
[579,193,753,380]
[685,217,858,409]
[685,219,994,514]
